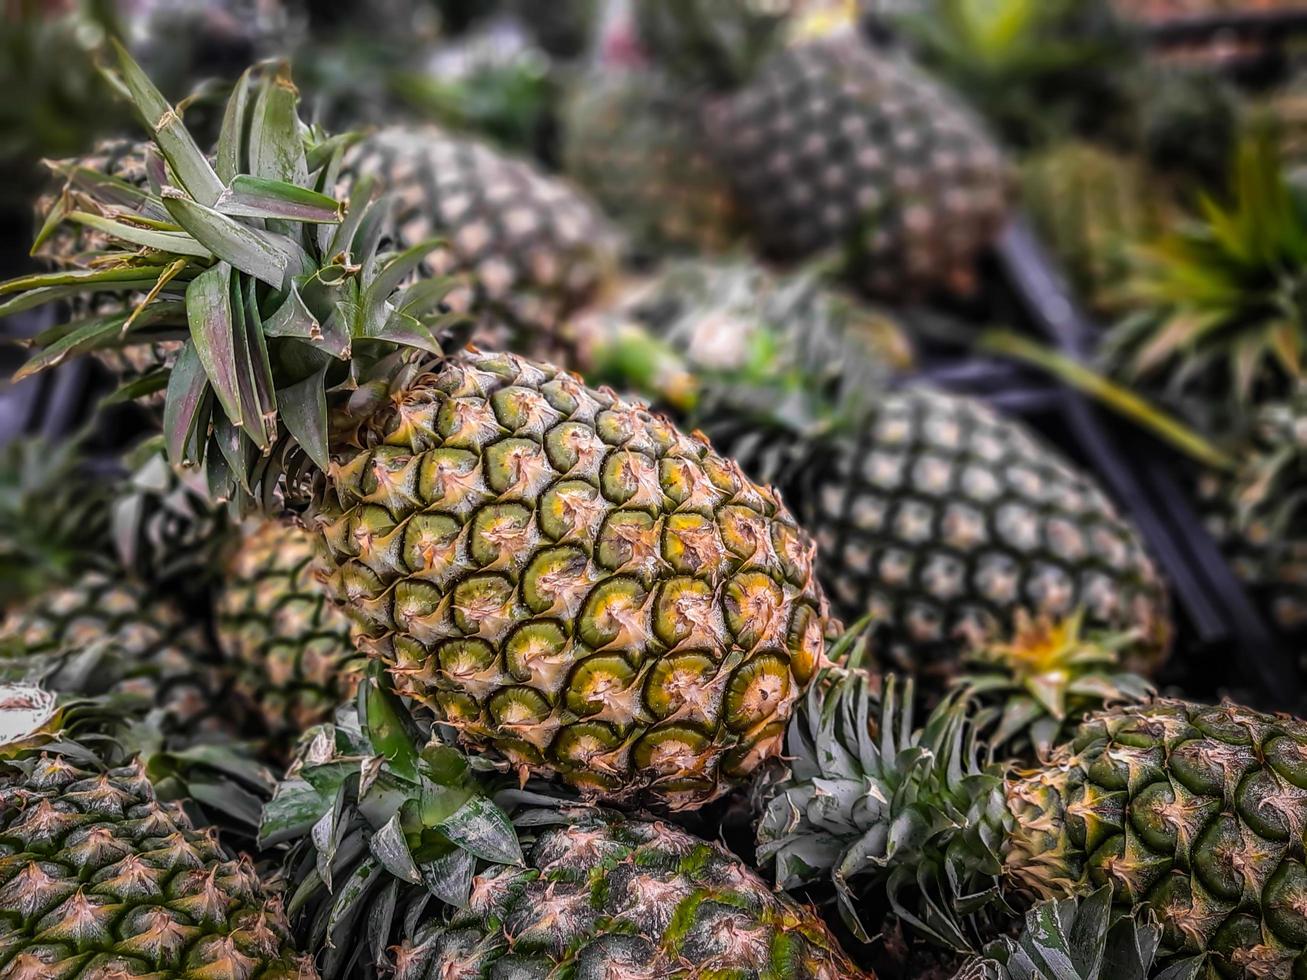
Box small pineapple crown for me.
[1230,381,1307,537]
[2,44,467,507]
[959,609,1155,759]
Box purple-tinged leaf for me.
[186,263,246,432]
[249,64,308,187]
[216,70,251,184]
[164,191,309,289]
[279,367,330,472]
[217,176,344,224]
[163,341,211,467]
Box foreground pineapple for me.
[758,670,1302,977]
[704,33,1012,298]
[215,519,360,742]
[8,50,831,809]
[339,125,622,357]
[262,672,870,979]
[0,684,312,978]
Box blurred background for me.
[6,0,1307,713]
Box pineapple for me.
[1197,385,1307,636]
[562,68,743,255]
[0,571,231,738]
[215,518,361,742]
[758,670,1307,976]
[391,811,867,979]
[1021,143,1167,315]
[8,50,832,810]
[586,266,1171,682]
[703,33,1013,298]
[338,125,622,359]
[261,672,869,979]
[0,684,312,979]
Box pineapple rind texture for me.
[789,388,1169,672]
[0,571,230,737]
[216,520,361,742]
[0,755,313,978]
[390,812,870,980]
[339,126,621,351]
[706,36,1012,298]
[1004,699,1307,975]
[562,70,742,254]
[315,351,830,809]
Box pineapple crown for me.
[958,610,1155,760]
[261,663,561,979]
[3,44,467,507]
[633,0,798,91]
[1104,122,1307,421]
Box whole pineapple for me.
[339,125,622,358]
[0,684,313,979]
[562,68,742,255]
[1022,143,1166,315]
[10,52,831,810]
[759,670,1307,978]
[393,811,868,979]
[215,519,360,742]
[704,33,1013,298]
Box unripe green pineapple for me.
[0,687,312,979]
[215,519,361,742]
[562,68,743,255]
[392,811,869,979]
[1022,142,1166,315]
[705,34,1013,298]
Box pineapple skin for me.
[705,35,1012,299]
[313,350,831,810]
[0,754,313,978]
[390,811,870,980]
[0,571,232,737]
[562,69,743,255]
[1003,699,1307,976]
[740,387,1170,675]
[215,519,361,743]
[339,126,621,356]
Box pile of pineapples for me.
[6,1,1307,978]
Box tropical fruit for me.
[704,34,1012,298]
[392,811,868,979]
[215,518,361,742]
[0,683,312,979]
[0,571,230,737]
[9,52,831,810]
[262,673,871,979]
[759,669,1307,978]
[562,68,742,254]
[1022,142,1165,314]
[338,124,621,357]
[1198,385,1307,636]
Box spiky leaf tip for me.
[3,44,464,505]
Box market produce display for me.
[3,2,1307,978]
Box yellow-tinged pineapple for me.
[10,51,833,811]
